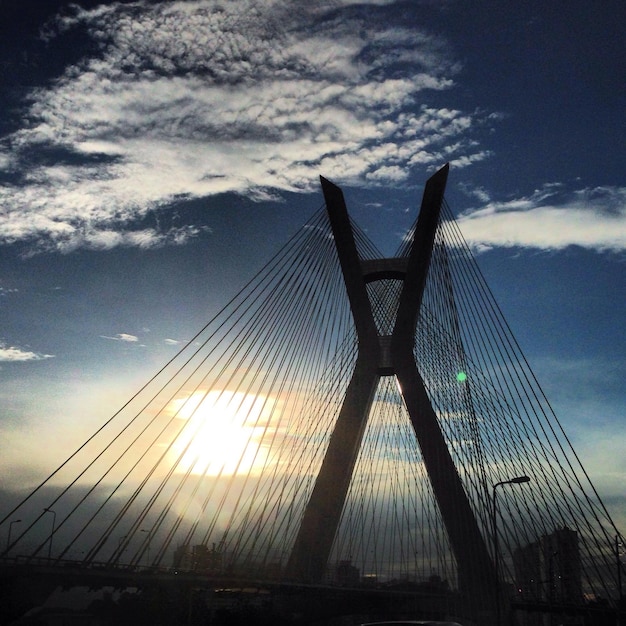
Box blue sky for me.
[0,0,624,528]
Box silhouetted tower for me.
[286,164,495,607]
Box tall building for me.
[513,527,582,606]
[542,527,582,605]
[514,540,542,602]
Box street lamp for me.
[6,519,22,552]
[43,508,57,560]
[492,476,531,626]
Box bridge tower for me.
[285,164,495,607]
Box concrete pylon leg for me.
[285,176,380,582]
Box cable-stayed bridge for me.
[1,165,623,625]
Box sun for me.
[168,389,274,476]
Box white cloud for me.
[164,338,185,345]
[456,185,626,252]
[100,333,139,343]
[0,0,488,254]
[0,342,54,362]
[366,164,408,182]
[459,183,491,203]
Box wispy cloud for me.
[457,185,626,253]
[0,342,54,362]
[0,0,488,254]
[99,333,139,343]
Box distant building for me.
[173,543,223,572]
[333,560,360,586]
[173,543,192,570]
[514,527,582,605]
[192,543,223,572]
[542,527,582,605]
[514,540,542,601]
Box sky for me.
[0,0,624,529]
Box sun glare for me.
[168,390,274,476]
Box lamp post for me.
[6,519,22,552]
[43,508,57,560]
[492,476,531,626]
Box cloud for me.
[456,185,626,253]
[0,342,54,362]
[0,0,489,254]
[99,333,139,343]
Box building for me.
[542,527,582,605]
[172,543,223,572]
[333,560,360,586]
[514,527,582,605]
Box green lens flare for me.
[456,371,467,382]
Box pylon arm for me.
[285,355,379,582]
